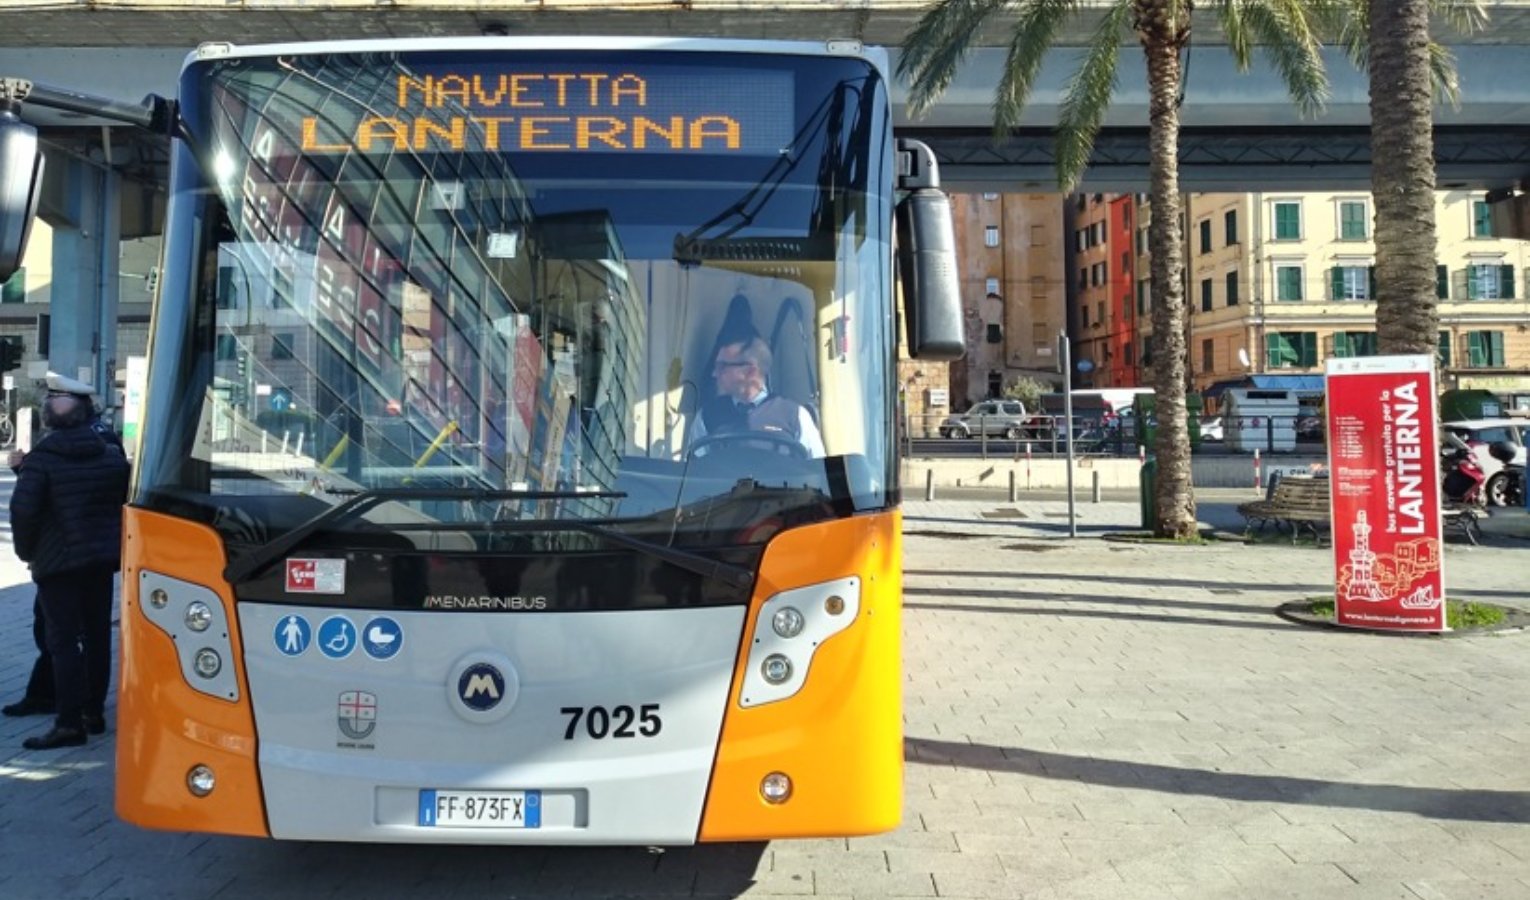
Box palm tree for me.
[899,1,1330,539]
[1328,0,1486,356]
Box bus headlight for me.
[739,577,860,708]
[138,571,240,703]
[760,772,792,804]
[771,606,805,638]
[761,654,792,684]
[187,764,216,797]
[184,602,213,632]
[193,649,222,679]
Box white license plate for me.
[418,789,541,828]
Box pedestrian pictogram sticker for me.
[274,614,311,656]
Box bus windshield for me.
[135,48,896,562]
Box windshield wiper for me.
[222,488,625,584]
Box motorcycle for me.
[1487,440,1525,508]
[1441,434,1489,508]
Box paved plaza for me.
[2,478,1530,899]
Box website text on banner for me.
[1324,355,1445,632]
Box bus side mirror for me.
[0,102,45,284]
[895,139,963,361]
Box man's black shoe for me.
[22,726,88,750]
[83,714,106,735]
[2,697,54,717]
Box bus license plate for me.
[418,789,541,828]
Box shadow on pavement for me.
[905,585,1277,618]
[906,600,1298,633]
[907,568,1327,594]
[907,737,1530,824]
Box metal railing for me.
[902,411,1325,458]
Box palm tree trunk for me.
[1138,1,1197,539]
[1370,0,1438,355]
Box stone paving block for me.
[884,848,1006,878]
[1404,878,1530,900]
[812,869,937,897]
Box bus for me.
[0,37,962,844]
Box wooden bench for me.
[1237,475,1331,544]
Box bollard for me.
[1091,469,1101,503]
[1025,442,1032,490]
[1253,448,1262,494]
[925,468,935,501]
[1009,469,1018,503]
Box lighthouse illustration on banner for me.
[1343,511,1388,603]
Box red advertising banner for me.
[1325,355,1445,631]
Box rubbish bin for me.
[1139,456,1157,529]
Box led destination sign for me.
[299,64,795,155]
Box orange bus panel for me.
[699,510,903,840]
[117,507,268,836]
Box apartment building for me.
[942,192,1068,409]
[1095,190,1530,412]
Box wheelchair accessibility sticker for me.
[317,615,357,660]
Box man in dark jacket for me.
[9,378,130,749]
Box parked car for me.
[1441,418,1527,506]
[939,400,1034,439]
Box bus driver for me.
[693,335,825,458]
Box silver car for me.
[940,400,1033,439]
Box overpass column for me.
[46,148,120,406]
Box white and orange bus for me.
[0,37,962,843]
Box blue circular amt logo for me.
[457,663,506,711]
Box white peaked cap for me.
[45,372,97,397]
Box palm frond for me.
[1430,0,1489,36]
[993,0,1079,133]
[1218,0,1253,70]
[1428,40,1463,108]
[1238,0,1330,117]
[899,0,1014,118]
[1053,1,1132,189]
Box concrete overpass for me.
[4,0,1530,397]
[4,0,1530,189]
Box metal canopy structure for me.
[915,127,1530,192]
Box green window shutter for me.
[1468,331,1486,367]
[1474,201,1492,237]
[1501,265,1515,299]
[1330,267,1343,300]
[1438,331,1452,366]
[1437,265,1448,299]
[1467,266,1480,300]
[1358,333,1377,356]
[1301,332,1317,366]
[1275,204,1299,239]
[1266,334,1280,367]
[1491,331,1506,366]
[1332,332,1350,358]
